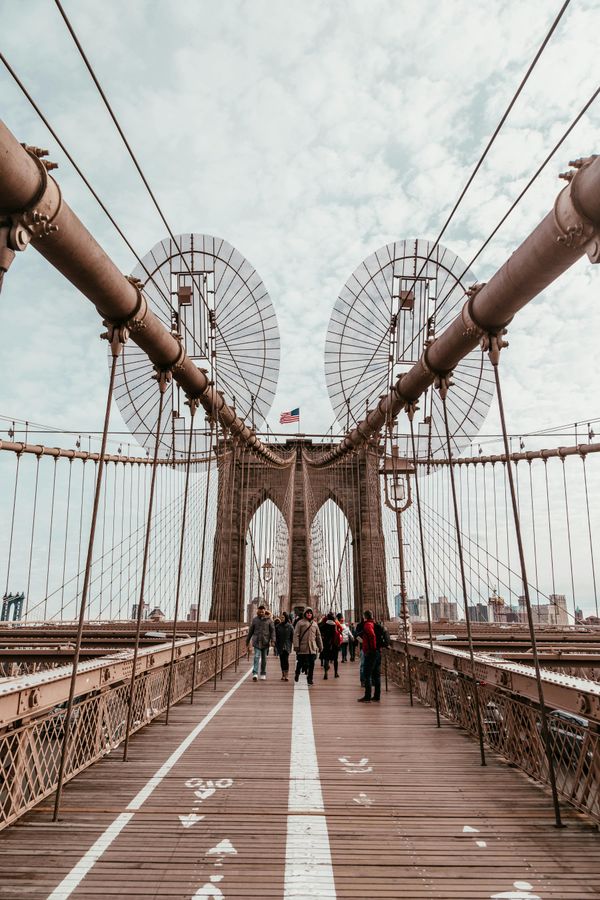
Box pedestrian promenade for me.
[0,655,598,899]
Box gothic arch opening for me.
[310,498,355,618]
[245,498,289,619]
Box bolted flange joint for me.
[555,155,600,263]
[434,372,454,401]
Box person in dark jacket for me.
[275,612,294,681]
[320,612,341,680]
[246,605,275,681]
[357,609,380,702]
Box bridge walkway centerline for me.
[0,656,598,898]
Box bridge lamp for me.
[262,558,273,583]
[381,449,414,513]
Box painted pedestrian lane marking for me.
[490,882,541,899]
[193,874,225,898]
[353,792,374,806]
[338,756,372,774]
[179,777,234,828]
[207,838,238,868]
[179,813,205,829]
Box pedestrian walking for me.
[293,607,323,685]
[275,611,294,681]
[336,613,351,662]
[357,609,381,702]
[321,612,341,679]
[349,622,357,661]
[246,604,275,681]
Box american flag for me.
[280,407,300,424]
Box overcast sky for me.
[1,0,600,616]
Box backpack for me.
[374,621,391,650]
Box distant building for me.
[187,604,198,622]
[488,592,507,623]
[518,593,569,625]
[432,596,458,622]
[130,601,148,621]
[468,603,488,623]
[403,596,428,620]
[575,606,584,623]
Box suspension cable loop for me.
[122,378,166,760]
[165,398,199,725]
[486,334,564,828]
[53,328,125,822]
[406,402,441,727]
[438,378,487,766]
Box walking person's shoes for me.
[252,674,258,681]
[334,673,340,678]
[357,697,371,702]
[372,697,380,702]
[260,675,266,680]
[323,673,328,680]
[294,672,299,682]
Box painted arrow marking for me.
[179,813,205,829]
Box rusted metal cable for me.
[24,455,41,619]
[489,340,564,828]
[123,385,166,760]
[581,455,599,618]
[407,413,441,728]
[165,401,198,725]
[53,343,121,821]
[440,387,486,766]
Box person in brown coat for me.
[292,607,323,686]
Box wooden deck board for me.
[0,656,598,899]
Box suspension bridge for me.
[2,5,600,898]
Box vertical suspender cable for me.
[190,421,216,702]
[43,458,59,621]
[440,388,486,766]
[489,340,563,827]
[24,454,41,620]
[408,412,441,727]
[123,383,166,759]
[165,402,198,725]
[581,455,599,618]
[53,343,121,821]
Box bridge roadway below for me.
[0,656,598,899]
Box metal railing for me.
[385,639,600,823]
[0,629,245,830]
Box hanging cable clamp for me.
[185,395,200,416]
[434,372,454,401]
[482,329,509,366]
[151,364,173,394]
[101,319,130,357]
[123,277,149,333]
[556,156,600,263]
[2,148,61,253]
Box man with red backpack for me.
[357,609,387,702]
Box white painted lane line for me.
[284,681,336,899]
[46,668,251,900]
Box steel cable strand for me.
[123,385,166,759]
[561,459,577,622]
[52,345,121,822]
[490,344,564,828]
[440,387,487,765]
[165,406,197,723]
[581,455,599,618]
[24,454,41,620]
[407,411,441,727]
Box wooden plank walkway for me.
[0,654,598,899]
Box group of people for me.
[246,604,387,702]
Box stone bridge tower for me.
[210,439,388,621]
